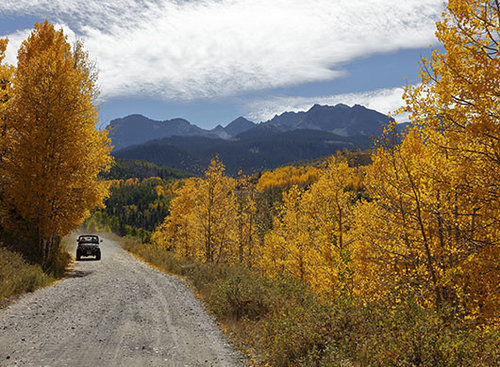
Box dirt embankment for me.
[0,234,244,367]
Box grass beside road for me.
[0,236,72,307]
[0,247,55,306]
[122,238,499,367]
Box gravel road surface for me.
[0,234,244,367]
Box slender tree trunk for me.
[402,158,442,310]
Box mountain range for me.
[108,114,257,151]
[108,103,393,151]
[108,103,402,175]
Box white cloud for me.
[3,29,30,65]
[246,86,410,122]
[1,0,445,100]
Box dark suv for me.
[76,235,102,261]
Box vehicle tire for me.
[76,252,81,261]
[96,252,101,261]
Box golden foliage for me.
[260,158,356,296]
[154,157,357,291]
[152,177,198,256]
[352,0,499,325]
[256,165,319,191]
[0,22,112,266]
[235,172,259,267]
[153,158,245,263]
[154,156,361,298]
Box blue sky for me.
[0,0,446,129]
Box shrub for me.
[122,240,500,367]
[0,246,55,304]
[209,273,275,321]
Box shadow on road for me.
[68,270,94,278]
[76,258,100,262]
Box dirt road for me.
[0,234,244,366]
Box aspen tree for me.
[153,158,237,263]
[1,22,112,267]
[402,0,499,323]
[194,158,237,263]
[152,177,199,257]
[302,158,355,296]
[0,39,13,236]
[352,129,446,307]
[352,0,499,324]
[261,185,310,280]
[235,172,258,267]
[260,158,356,296]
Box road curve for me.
[0,233,244,367]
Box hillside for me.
[102,158,192,180]
[114,129,370,175]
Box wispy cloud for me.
[246,86,410,122]
[1,0,445,100]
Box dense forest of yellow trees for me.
[154,142,498,324]
[152,0,499,327]
[0,22,111,269]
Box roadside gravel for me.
[0,233,244,367]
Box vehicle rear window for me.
[79,236,98,243]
